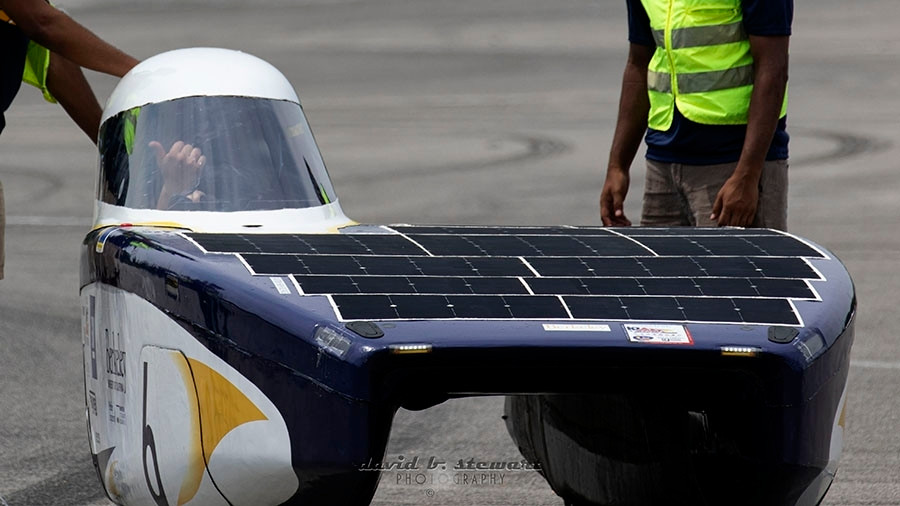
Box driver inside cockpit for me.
[97,94,336,213]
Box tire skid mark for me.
[791,128,891,167]
[334,133,569,186]
[0,165,67,204]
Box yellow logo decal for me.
[175,357,268,505]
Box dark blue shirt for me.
[626,0,793,165]
[0,22,29,135]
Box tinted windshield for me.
[98,96,336,211]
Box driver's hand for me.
[151,141,207,209]
[150,140,206,194]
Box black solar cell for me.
[294,275,360,294]
[746,236,824,257]
[528,278,591,296]
[613,227,783,237]
[693,237,768,256]
[332,295,398,320]
[392,295,457,319]
[520,236,597,256]
[752,279,815,299]
[581,278,646,296]
[695,278,758,297]
[733,298,799,325]
[243,254,306,274]
[640,257,706,277]
[581,258,651,277]
[694,257,761,277]
[637,237,711,256]
[565,297,630,320]
[465,258,532,277]
[639,278,703,296]
[503,296,569,319]
[622,297,687,321]
[446,296,515,318]
[190,233,260,253]
[353,234,429,255]
[749,257,819,279]
[574,236,654,256]
[408,235,486,256]
[526,258,595,277]
[676,297,742,323]
[467,236,542,256]
[297,255,362,275]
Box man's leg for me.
[1,179,5,280]
[679,161,789,230]
[752,160,789,231]
[640,160,692,227]
[679,162,736,227]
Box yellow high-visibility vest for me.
[640,0,787,129]
[1,9,56,103]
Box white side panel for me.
[81,282,298,506]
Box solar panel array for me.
[187,226,825,326]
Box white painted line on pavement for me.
[851,360,900,370]
[6,216,91,227]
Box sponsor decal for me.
[104,328,127,394]
[624,324,693,345]
[89,391,98,417]
[270,276,291,295]
[90,296,97,380]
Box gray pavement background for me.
[1,0,899,504]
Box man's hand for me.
[151,141,206,209]
[600,167,632,226]
[710,171,759,227]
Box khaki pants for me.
[0,179,4,280]
[640,159,789,231]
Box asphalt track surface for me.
[1,0,899,504]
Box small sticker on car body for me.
[624,324,693,345]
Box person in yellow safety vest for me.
[0,0,138,280]
[600,0,792,231]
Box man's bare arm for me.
[46,53,102,143]
[0,0,137,77]
[600,42,653,226]
[711,35,789,227]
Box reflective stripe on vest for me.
[648,64,754,94]
[651,21,747,49]
[640,0,787,129]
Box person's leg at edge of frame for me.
[0,179,5,280]
[640,160,693,227]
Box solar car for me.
[81,48,856,506]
